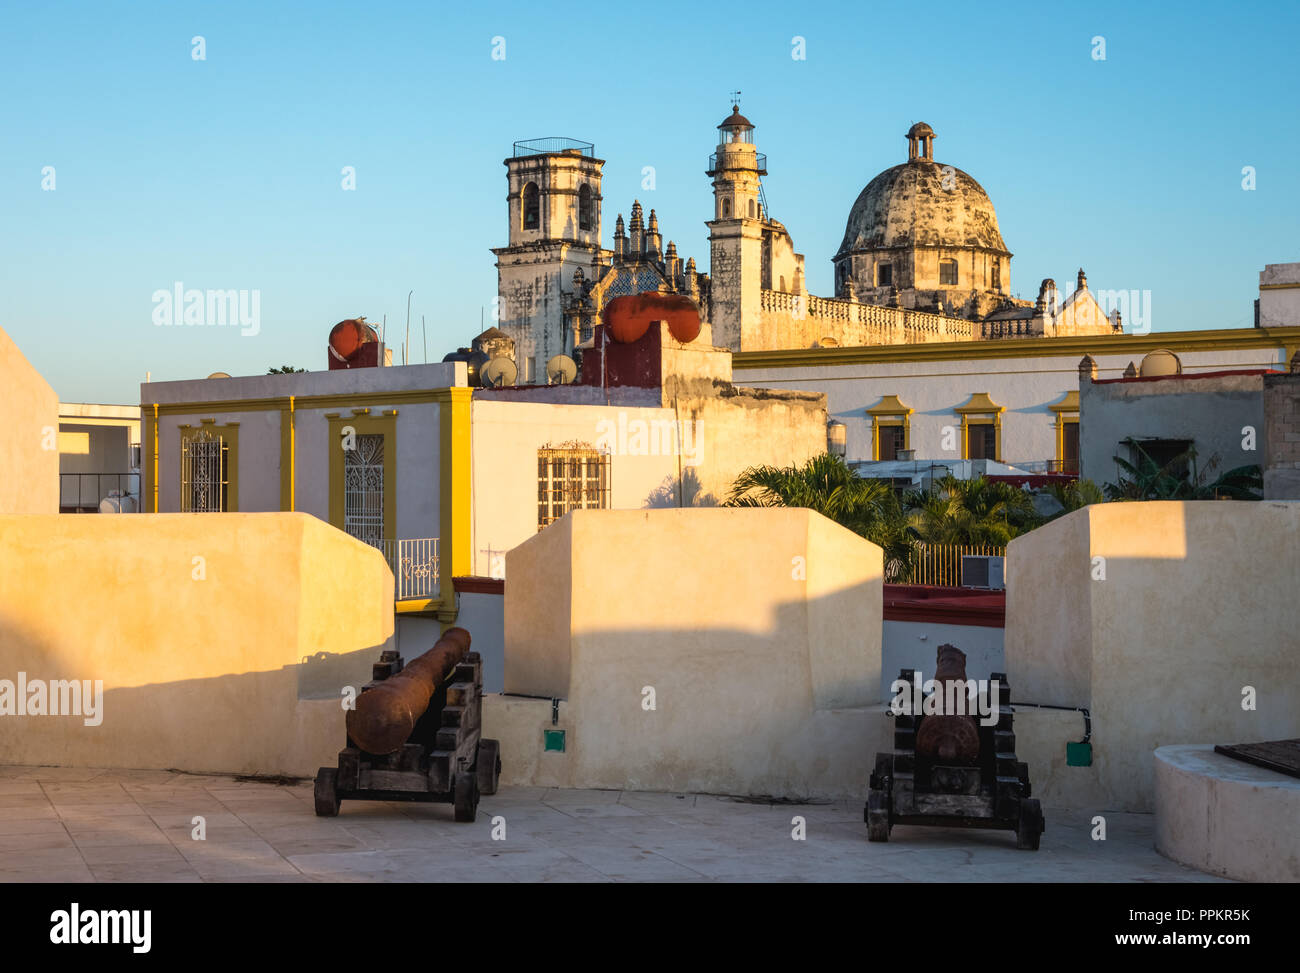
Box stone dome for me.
[837,159,1008,256]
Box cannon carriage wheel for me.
[314,767,341,817]
[476,738,502,796]
[453,765,480,822]
[1016,798,1043,850]
[865,788,891,842]
[865,752,893,842]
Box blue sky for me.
[2,0,1296,403]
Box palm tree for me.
[1105,442,1261,501]
[1042,478,1105,517]
[904,475,1039,547]
[725,453,914,578]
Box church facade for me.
[493,109,1120,383]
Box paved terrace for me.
[0,766,1222,883]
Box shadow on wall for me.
[1005,501,1300,812]
[0,512,396,778]
[642,467,719,508]
[0,606,387,777]
[499,507,887,799]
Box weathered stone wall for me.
[1263,372,1300,499]
[754,290,974,350]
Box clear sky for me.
[2,0,1296,404]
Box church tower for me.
[492,139,607,383]
[706,104,766,350]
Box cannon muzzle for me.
[345,627,471,755]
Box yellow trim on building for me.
[279,396,296,511]
[1259,283,1300,290]
[149,388,453,417]
[396,597,443,616]
[1056,414,1079,469]
[179,422,240,512]
[143,404,159,512]
[327,412,397,542]
[865,394,912,416]
[732,326,1300,370]
[954,392,1004,462]
[434,387,473,623]
[954,392,1004,415]
[866,395,913,460]
[1048,390,1080,413]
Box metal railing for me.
[513,138,594,158]
[370,538,439,600]
[908,543,1007,588]
[59,473,140,512]
[1002,460,1078,475]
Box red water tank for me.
[604,293,701,344]
[329,318,379,366]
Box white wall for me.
[736,346,1285,467]
[881,620,1004,699]
[1079,373,1267,485]
[469,394,825,578]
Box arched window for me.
[939,259,958,286]
[748,199,756,219]
[578,185,593,231]
[721,198,731,218]
[522,182,539,231]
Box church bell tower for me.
[492,139,606,383]
[706,103,766,351]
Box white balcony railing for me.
[368,538,440,601]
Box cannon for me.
[866,644,1043,849]
[314,628,501,821]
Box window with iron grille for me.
[537,445,610,531]
[878,263,892,287]
[939,259,958,286]
[181,428,229,512]
[344,434,385,545]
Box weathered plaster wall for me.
[495,508,887,799]
[737,346,1283,468]
[0,325,59,514]
[1005,502,1300,812]
[1079,373,1267,486]
[468,391,826,578]
[1263,372,1300,499]
[0,513,394,776]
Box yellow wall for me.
[0,513,394,776]
[1005,501,1300,811]
[0,326,59,514]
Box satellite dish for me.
[206,371,231,379]
[480,357,518,388]
[547,354,578,385]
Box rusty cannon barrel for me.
[346,628,471,755]
[915,643,981,764]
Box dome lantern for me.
[906,122,936,162]
[717,104,755,146]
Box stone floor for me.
[0,765,1223,882]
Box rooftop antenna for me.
[405,290,414,366]
[422,315,427,364]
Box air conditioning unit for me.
[961,555,1005,590]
